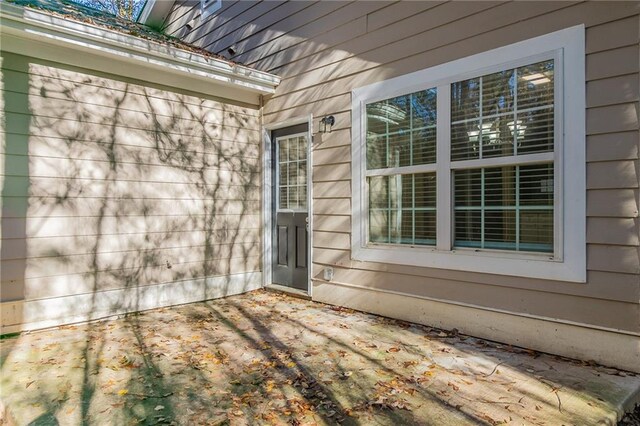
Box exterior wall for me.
[169,1,640,370]
[0,51,262,332]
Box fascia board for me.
[0,2,280,96]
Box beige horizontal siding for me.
[2,244,260,281]
[0,52,261,306]
[309,264,640,332]
[2,89,258,131]
[587,189,639,218]
[587,161,639,189]
[224,1,361,64]
[172,1,640,333]
[19,255,261,300]
[4,112,259,146]
[1,214,260,239]
[204,1,311,54]
[3,133,260,159]
[311,247,640,304]
[313,181,350,199]
[259,2,638,119]
[313,214,350,233]
[586,15,639,54]
[587,132,639,162]
[237,1,391,69]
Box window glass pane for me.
[366,134,387,169]
[414,173,436,208]
[412,89,437,128]
[520,164,554,206]
[482,69,515,116]
[454,164,553,252]
[451,120,480,161]
[387,95,411,134]
[289,186,299,209]
[484,210,516,250]
[520,210,553,252]
[369,210,389,243]
[451,77,480,122]
[299,185,307,209]
[367,173,435,246]
[412,127,437,164]
[481,117,514,158]
[415,210,436,245]
[484,167,516,207]
[368,175,389,209]
[366,88,437,169]
[518,60,554,110]
[454,210,481,248]
[279,187,288,209]
[451,59,554,161]
[389,132,411,167]
[517,108,554,154]
[401,210,414,244]
[454,169,482,207]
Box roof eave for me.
[0,2,280,99]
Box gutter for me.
[0,2,280,96]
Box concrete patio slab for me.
[1,289,639,425]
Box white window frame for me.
[351,25,585,282]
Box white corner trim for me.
[1,272,262,334]
[351,25,586,282]
[0,2,280,96]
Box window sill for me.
[352,244,585,283]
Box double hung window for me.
[351,26,586,282]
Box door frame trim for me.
[262,114,314,297]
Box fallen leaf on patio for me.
[118,389,129,396]
[478,413,499,425]
[25,380,35,389]
[387,347,401,353]
[447,382,460,391]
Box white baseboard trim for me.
[1,272,262,334]
[312,280,640,373]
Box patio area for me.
[1,289,638,425]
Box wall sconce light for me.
[320,115,335,133]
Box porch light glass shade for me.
[368,173,437,245]
[451,59,555,253]
[366,88,437,169]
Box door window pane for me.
[278,135,308,210]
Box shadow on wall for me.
[0,51,262,336]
